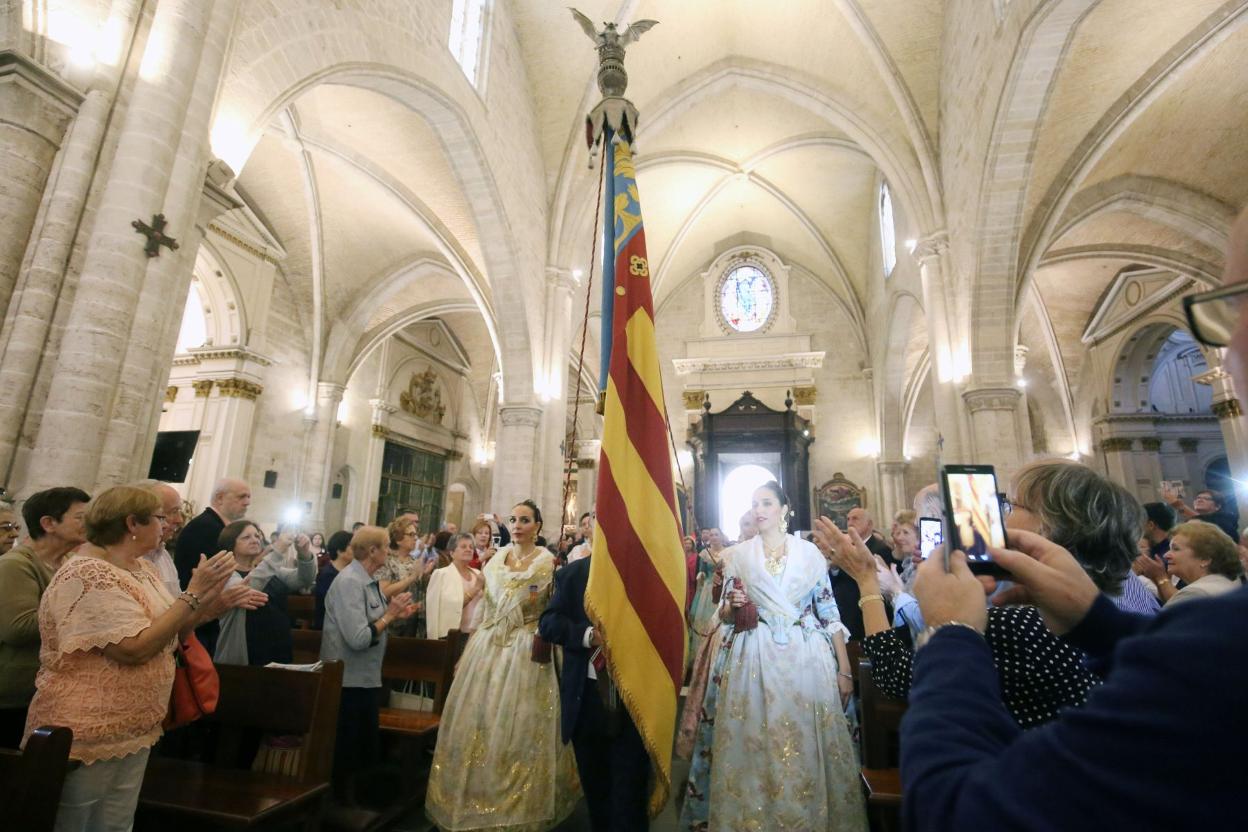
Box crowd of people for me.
[2,207,1247,832]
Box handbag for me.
[531,633,553,664]
[164,633,219,730]
[733,601,760,632]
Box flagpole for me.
[597,124,616,415]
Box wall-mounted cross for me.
[132,213,180,258]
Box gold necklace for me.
[763,537,787,576]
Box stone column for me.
[877,459,909,524]
[301,382,345,532]
[963,386,1024,479]
[23,0,214,495]
[1100,437,1138,493]
[0,51,83,320]
[491,405,543,515]
[575,438,601,513]
[1137,437,1165,502]
[914,233,970,461]
[359,399,398,525]
[540,267,576,519]
[98,0,241,484]
[1014,345,1034,455]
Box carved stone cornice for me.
[217,378,263,400]
[1212,398,1243,420]
[165,386,179,403]
[369,398,398,415]
[207,222,282,264]
[0,50,84,117]
[793,386,817,406]
[499,405,543,428]
[1140,437,1163,452]
[173,346,273,367]
[371,424,388,438]
[877,460,908,475]
[912,231,948,266]
[1092,413,1218,427]
[1100,437,1135,452]
[192,379,214,398]
[962,386,1021,413]
[672,351,825,376]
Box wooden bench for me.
[288,594,317,629]
[858,658,907,832]
[376,633,460,743]
[0,726,73,832]
[138,661,343,830]
[292,627,323,664]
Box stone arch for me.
[547,56,939,273]
[186,241,247,350]
[220,50,536,401]
[879,291,926,461]
[1107,318,1214,415]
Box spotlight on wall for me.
[282,505,303,525]
[857,438,881,458]
[1068,451,1082,461]
[905,239,918,254]
[572,268,584,282]
[473,446,488,466]
[1016,377,1028,389]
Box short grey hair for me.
[449,532,475,551]
[1012,459,1144,594]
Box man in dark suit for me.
[539,556,650,832]
[175,477,251,654]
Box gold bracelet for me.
[857,593,884,609]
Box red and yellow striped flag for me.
[586,134,687,816]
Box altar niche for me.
[687,391,814,536]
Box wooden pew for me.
[288,594,317,630]
[375,632,460,744]
[858,658,907,832]
[0,726,73,832]
[292,627,323,664]
[138,661,343,830]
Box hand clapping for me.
[812,518,876,585]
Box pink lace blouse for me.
[24,556,176,763]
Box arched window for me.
[449,0,489,87]
[175,284,208,354]
[879,181,897,278]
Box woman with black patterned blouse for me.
[813,460,1146,728]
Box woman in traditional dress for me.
[682,481,867,831]
[425,500,579,831]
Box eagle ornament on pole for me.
[569,8,685,819]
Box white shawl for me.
[724,534,846,644]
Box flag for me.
[587,131,687,816]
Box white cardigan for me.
[426,563,483,639]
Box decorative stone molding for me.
[576,458,597,470]
[1179,438,1200,453]
[207,222,281,264]
[399,369,446,423]
[446,449,465,461]
[192,379,214,398]
[371,424,389,438]
[0,50,85,119]
[793,386,817,406]
[682,390,706,410]
[1100,437,1135,452]
[1192,367,1231,386]
[877,460,908,475]
[173,346,273,367]
[1212,399,1243,420]
[1014,345,1029,377]
[499,405,543,428]
[1092,413,1218,426]
[912,231,948,266]
[165,386,179,403]
[672,351,825,376]
[962,387,1021,413]
[217,378,263,400]
[1140,437,1163,452]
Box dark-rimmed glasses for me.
[1182,283,1248,347]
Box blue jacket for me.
[538,557,593,743]
[902,587,1248,830]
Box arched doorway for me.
[719,464,777,538]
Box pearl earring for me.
[131,535,137,541]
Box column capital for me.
[912,231,949,265]
[1213,398,1243,420]
[317,381,346,402]
[1100,437,1135,453]
[192,379,214,397]
[877,459,908,475]
[1178,438,1200,453]
[1140,437,1163,452]
[217,377,264,400]
[962,386,1021,413]
[499,405,543,428]
[368,398,398,415]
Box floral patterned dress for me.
[425,547,579,831]
[680,535,867,832]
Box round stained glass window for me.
[719,264,775,333]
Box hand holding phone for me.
[940,464,1008,575]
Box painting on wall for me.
[814,473,865,531]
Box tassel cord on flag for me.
[561,142,606,527]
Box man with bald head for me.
[176,477,251,653]
[133,480,187,597]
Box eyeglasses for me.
[0,522,18,532]
[1182,283,1248,347]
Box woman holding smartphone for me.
[425,500,578,832]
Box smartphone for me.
[1162,480,1185,499]
[919,517,943,561]
[939,464,1008,575]
[491,534,501,548]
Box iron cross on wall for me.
[132,213,180,258]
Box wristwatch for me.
[914,621,982,651]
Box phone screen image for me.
[919,517,943,561]
[941,466,1007,565]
